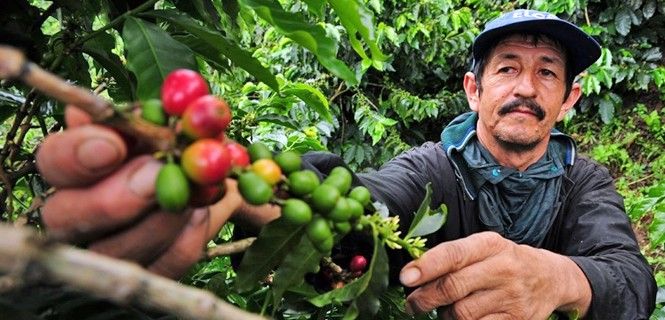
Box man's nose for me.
[513,71,537,98]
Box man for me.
[36,9,655,319]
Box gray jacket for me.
[304,141,656,319]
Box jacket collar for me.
[440,111,577,199]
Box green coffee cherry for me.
[238,171,273,205]
[156,163,190,212]
[141,99,167,126]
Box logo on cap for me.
[510,10,558,20]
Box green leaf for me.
[308,225,389,318]
[597,68,612,88]
[598,95,615,124]
[343,145,357,164]
[343,302,360,320]
[643,47,662,62]
[286,281,320,298]
[271,234,324,306]
[0,95,21,124]
[239,0,358,85]
[221,0,241,25]
[172,34,230,71]
[288,136,327,153]
[649,209,665,247]
[354,242,389,318]
[122,16,197,101]
[256,114,301,130]
[615,8,632,36]
[282,83,331,122]
[82,32,136,102]
[644,0,657,19]
[235,219,305,292]
[328,0,389,71]
[629,196,663,220]
[143,10,280,92]
[174,0,222,29]
[652,67,665,88]
[60,54,92,89]
[301,0,326,16]
[582,75,600,95]
[406,182,448,239]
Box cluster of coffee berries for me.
[235,144,372,254]
[144,69,248,212]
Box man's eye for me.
[541,69,556,77]
[498,66,513,73]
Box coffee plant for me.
[1,0,665,318]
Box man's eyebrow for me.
[540,55,564,65]
[496,53,518,61]
[494,52,564,66]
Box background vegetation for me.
[1,0,664,318]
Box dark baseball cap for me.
[472,9,601,76]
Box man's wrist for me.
[549,252,592,317]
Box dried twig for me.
[206,237,256,258]
[0,223,267,320]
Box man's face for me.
[464,34,581,153]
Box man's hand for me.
[399,232,591,320]
[36,106,242,279]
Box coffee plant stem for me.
[0,46,175,153]
[74,0,160,48]
[206,237,256,258]
[0,223,267,320]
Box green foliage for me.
[2,0,665,318]
[235,218,306,293]
[123,16,199,101]
[145,9,281,91]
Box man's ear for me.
[463,72,480,112]
[557,83,582,121]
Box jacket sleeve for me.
[355,142,449,220]
[557,157,656,319]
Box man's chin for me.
[494,135,540,153]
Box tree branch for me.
[0,45,174,153]
[0,223,267,320]
[206,237,256,258]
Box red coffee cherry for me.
[181,95,232,139]
[225,142,250,168]
[161,69,209,116]
[189,183,225,207]
[349,255,368,273]
[181,139,231,185]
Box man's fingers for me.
[148,209,210,279]
[400,232,508,287]
[42,156,162,241]
[37,124,127,188]
[64,105,93,127]
[450,290,509,320]
[87,210,191,265]
[405,259,503,313]
[204,179,243,239]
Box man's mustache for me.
[497,98,545,120]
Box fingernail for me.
[128,159,162,198]
[400,267,421,286]
[77,138,123,170]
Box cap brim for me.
[473,19,601,75]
